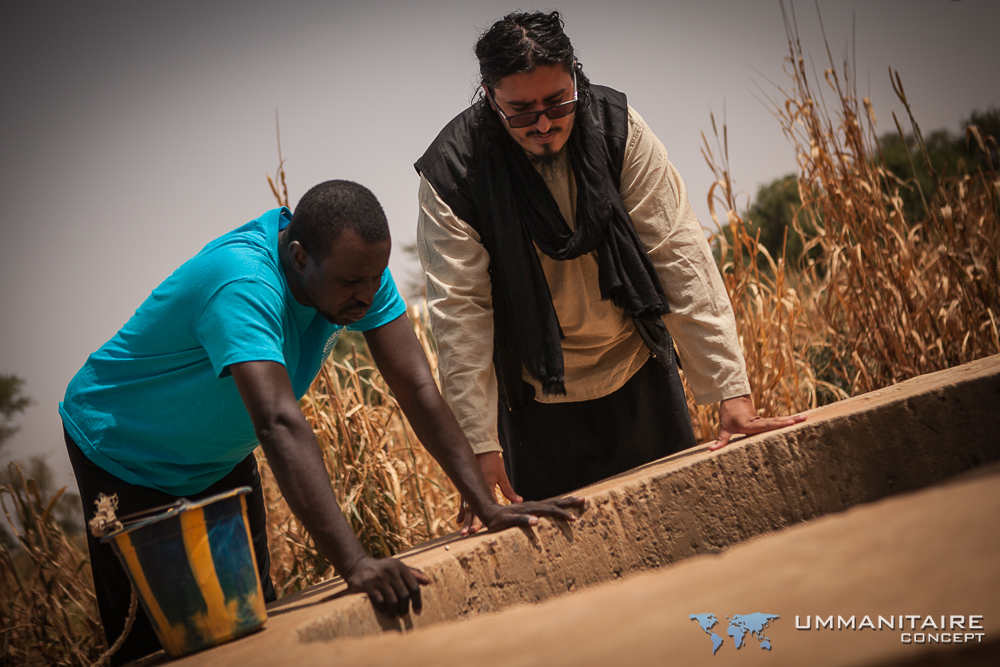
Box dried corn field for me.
[685,14,998,440]
[1,465,105,664]
[3,17,998,665]
[259,306,461,597]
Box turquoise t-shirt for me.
[59,207,406,495]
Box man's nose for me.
[356,279,379,305]
[535,112,552,133]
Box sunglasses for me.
[489,68,578,129]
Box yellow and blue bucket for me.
[102,487,267,657]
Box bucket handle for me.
[117,499,186,524]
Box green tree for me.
[877,107,999,221]
[711,172,815,269]
[742,173,809,264]
[734,107,999,268]
[0,375,31,452]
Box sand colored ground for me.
[180,464,1000,666]
[161,355,999,666]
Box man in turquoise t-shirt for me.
[61,180,584,664]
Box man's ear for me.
[288,240,309,271]
[483,84,496,109]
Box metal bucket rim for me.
[99,485,252,542]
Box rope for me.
[91,587,137,667]
[88,493,138,667]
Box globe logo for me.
[689,613,780,655]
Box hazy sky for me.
[2,0,998,490]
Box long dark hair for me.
[474,11,590,104]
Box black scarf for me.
[469,87,675,404]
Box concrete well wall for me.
[280,355,1000,643]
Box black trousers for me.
[64,429,276,665]
[499,356,696,500]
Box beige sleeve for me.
[416,175,502,454]
[619,106,751,403]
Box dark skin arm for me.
[230,360,429,617]
[364,314,586,529]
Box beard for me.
[526,131,566,165]
[532,146,562,165]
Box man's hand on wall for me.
[457,451,522,534]
[458,451,586,534]
[711,395,806,451]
